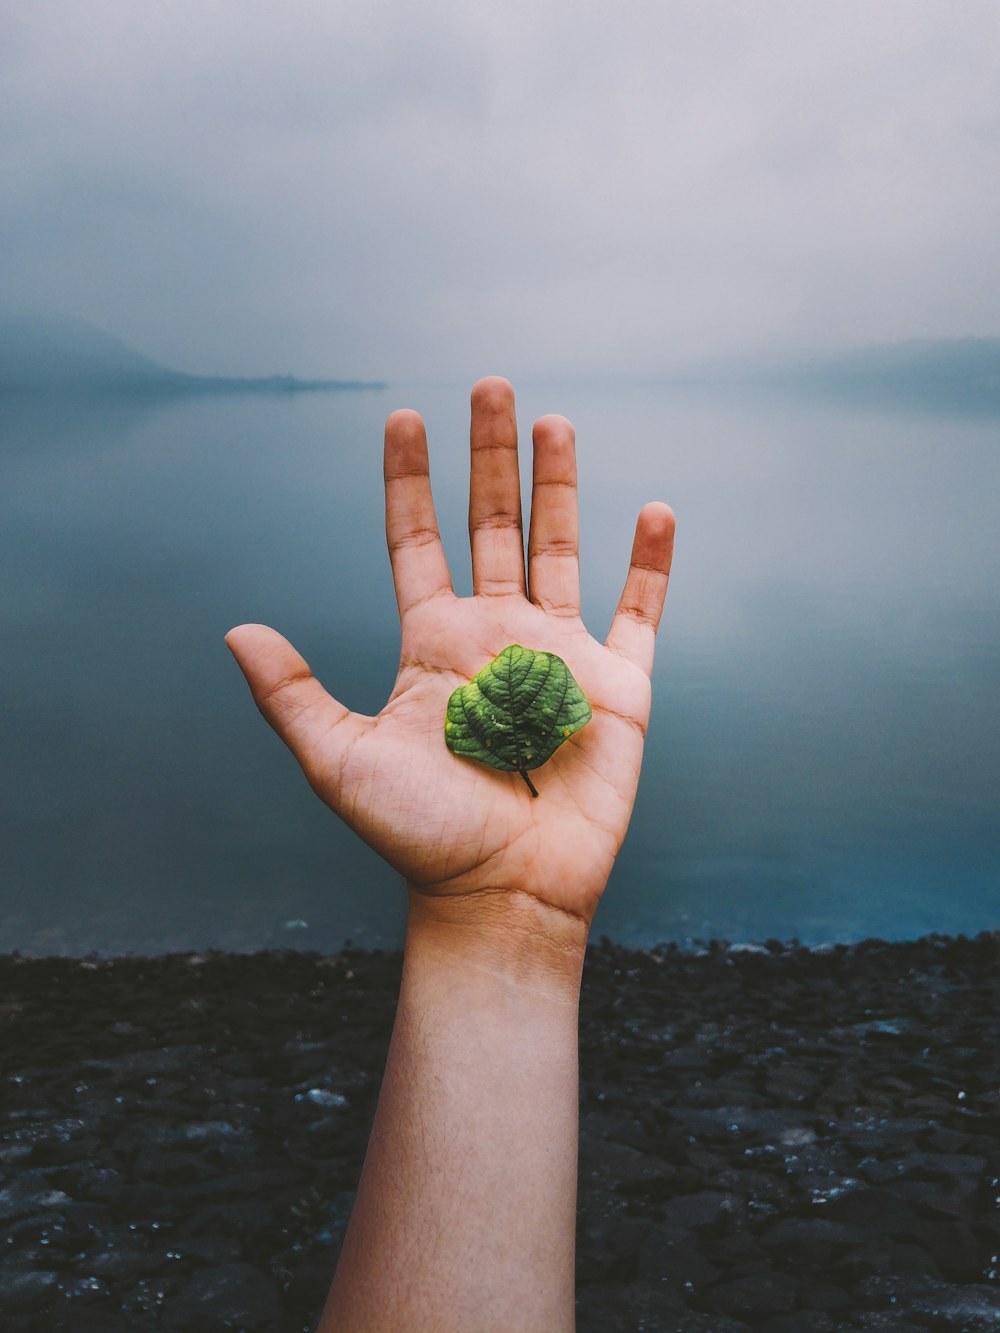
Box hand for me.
[226,378,674,934]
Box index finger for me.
[384,409,454,618]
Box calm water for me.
[3,383,998,954]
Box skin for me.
[226,377,674,1331]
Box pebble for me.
[1,934,998,1330]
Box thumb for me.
[224,624,355,778]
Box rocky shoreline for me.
[2,934,999,1331]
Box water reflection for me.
[2,384,998,953]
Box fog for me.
[5,384,999,953]
[3,1,999,381]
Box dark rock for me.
[763,1069,816,1104]
[911,1282,1000,1329]
[4,937,1000,1329]
[3,1270,59,1312]
[667,1106,815,1144]
[852,1270,940,1305]
[904,1217,987,1281]
[70,1166,124,1200]
[47,1314,134,1333]
[113,1118,248,1156]
[758,1315,836,1333]
[906,1150,987,1176]
[582,1105,648,1136]
[710,1166,791,1207]
[158,1262,283,1330]
[854,1316,931,1331]
[634,1230,721,1289]
[583,1138,680,1192]
[119,1276,181,1319]
[578,1283,748,1333]
[708,1231,770,1272]
[575,1279,689,1332]
[705,1270,798,1317]
[108,1180,179,1222]
[660,1189,735,1229]
[29,1131,101,1166]
[6,1200,106,1250]
[282,1253,335,1313]
[596,1218,658,1281]
[859,1156,911,1186]
[82,1228,151,1277]
[172,1234,244,1266]
[855,1273,1000,1330]
[57,1275,111,1302]
[660,1318,752,1333]
[839,1116,932,1151]
[921,1126,970,1152]
[0,1171,71,1220]
[883,1239,942,1277]
[761,1215,868,1252]
[172,1197,279,1237]
[839,1235,947,1282]
[169,1167,295,1204]
[131,1148,212,1185]
[819,1185,923,1232]
[799,1280,853,1310]
[891,1175,979,1220]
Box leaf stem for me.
[518,769,539,798]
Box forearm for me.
[318,890,588,1333]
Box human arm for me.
[225,378,675,1330]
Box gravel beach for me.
[2,934,999,1331]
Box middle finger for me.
[468,377,526,597]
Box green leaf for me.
[444,644,592,796]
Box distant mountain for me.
[697,338,1000,414]
[0,314,385,395]
[778,338,1000,413]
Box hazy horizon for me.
[3,2,1000,382]
[3,310,999,401]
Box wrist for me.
[405,886,589,998]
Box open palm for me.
[227,378,674,926]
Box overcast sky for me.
[3,1,999,379]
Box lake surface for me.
[3,382,999,954]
